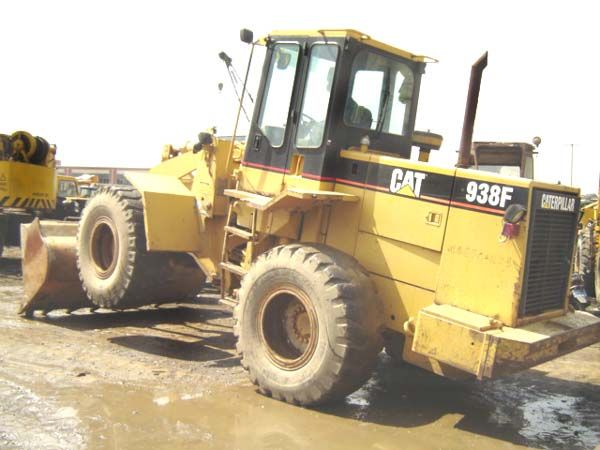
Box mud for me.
[1,247,599,450]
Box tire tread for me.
[235,243,383,406]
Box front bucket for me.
[19,218,91,315]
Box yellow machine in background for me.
[468,140,537,179]
[0,131,57,256]
[53,174,100,219]
[20,29,600,406]
[576,180,599,300]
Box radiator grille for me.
[520,189,580,317]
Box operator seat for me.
[345,97,373,129]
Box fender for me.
[125,171,203,252]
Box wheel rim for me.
[89,218,118,279]
[258,285,318,370]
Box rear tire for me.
[77,186,204,308]
[234,244,384,406]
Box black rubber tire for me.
[77,185,204,309]
[234,243,384,406]
[578,223,596,298]
[0,214,6,258]
[29,136,49,165]
[0,134,11,160]
[594,243,600,302]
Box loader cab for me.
[242,30,428,192]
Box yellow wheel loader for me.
[575,182,599,301]
[21,29,600,406]
[52,174,99,220]
[0,131,57,257]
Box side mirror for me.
[193,132,213,153]
[240,29,254,44]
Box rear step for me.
[220,262,247,277]
[224,225,254,240]
[219,194,257,307]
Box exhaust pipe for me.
[457,52,488,168]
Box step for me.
[219,296,238,308]
[224,225,254,240]
[224,189,272,209]
[220,262,247,277]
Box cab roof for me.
[263,29,434,63]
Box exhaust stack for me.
[457,52,488,168]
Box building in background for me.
[56,165,149,185]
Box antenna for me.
[225,29,255,180]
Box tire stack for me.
[1,131,50,166]
[578,222,596,298]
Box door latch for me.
[425,212,442,226]
[252,134,261,151]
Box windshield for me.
[80,186,96,198]
[58,180,78,197]
[344,50,415,136]
[257,43,300,147]
[296,44,339,148]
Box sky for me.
[1,0,598,193]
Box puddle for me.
[0,379,86,449]
[519,394,599,449]
[1,358,599,450]
[1,248,599,450]
[484,378,600,450]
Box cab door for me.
[241,42,302,194]
[285,43,340,186]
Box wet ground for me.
[1,246,599,450]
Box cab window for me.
[257,43,300,147]
[295,44,339,148]
[344,50,415,136]
[58,180,78,197]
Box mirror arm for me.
[226,43,256,180]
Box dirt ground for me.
[1,246,599,450]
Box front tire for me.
[234,244,384,406]
[77,186,204,309]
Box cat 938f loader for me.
[20,29,600,406]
